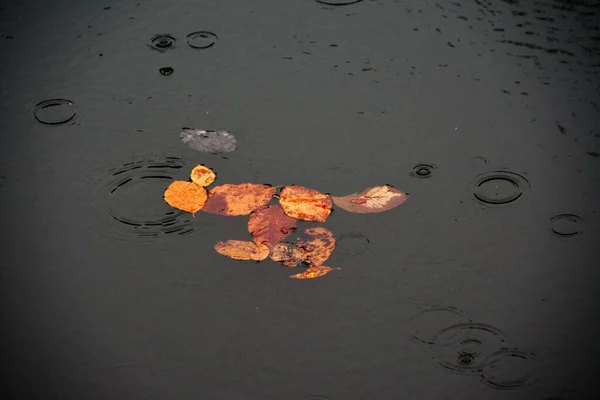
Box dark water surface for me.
[1,0,599,399]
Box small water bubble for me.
[549,214,583,237]
[315,0,363,5]
[473,170,530,206]
[336,232,370,257]
[186,31,218,49]
[410,163,436,178]
[433,323,509,374]
[410,305,470,346]
[159,67,174,76]
[33,99,77,125]
[149,34,177,51]
[479,348,541,390]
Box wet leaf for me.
[289,265,340,279]
[190,164,216,187]
[296,227,336,266]
[279,185,332,222]
[201,183,276,216]
[163,180,207,213]
[332,185,408,213]
[268,242,308,267]
[214,240,270,261]
[248,205,297,245]
[181,128,237,154]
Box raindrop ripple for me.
[186,31,218,49]
[149,34,177,51]
[473,170,530,205]
[33,99,77,125]
[479,348,541,390]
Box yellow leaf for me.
[332,185,408,213]
[190,164,216,187]
[289,265,340,279]
[163,180,208,213]
[279,185,332,222]
[214,240,270,261]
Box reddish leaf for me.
[296,227,336,267]
[279,185,332,222]
[201,183,276,216]
[332,185,408,213]
[248,205,297,245]
[268,242,307,267]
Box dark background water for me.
[1,0,599,399]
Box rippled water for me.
[1,0,598,399]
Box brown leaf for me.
[289,265,340,279]
[332,185,408,213]
[190,164,216,187]
[268,242,308,267]
[248,205,297,245]
[214,240,270,261]
[163,180,208,213]
[201,183,276,216]
[296,227,336,266]
[279,185,332,222]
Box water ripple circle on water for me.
[549,214,583,237]
[315,0,363,5]
[473,170,530,205]
[432,323,509,374]
[186,31,218,49]
[149,34,177,51]
[336,232,370,257]
[88,154,197,243]
[33,99,77,125]
[410,305,470,346]
[410,163,436,178]
[479,348,541,390]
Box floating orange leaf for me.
[289,265,340,279]
[296,227,336,266]
[201,183,276,216]
[214,240,270,261]
[332,185,408,213]
[279,185,332,222]
[190,164,216,187]
[248,205,297,245]
[268,242,308,267]
[163,180,208,213]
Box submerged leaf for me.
[279,185,332,222]
[190,164,216,187]
[201,183,276,216]
[163,180,207,213]
[181,128,237,154]
[332,185,408,213]
[248,205,297,245]
[268,242,308,267]
[289,265,340,279]
[214,240,270,261]
[296,227,336,266]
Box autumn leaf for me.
[190,164,216,187]
[268,242,308,267]
[163,180,208,213]
[332,185,408,213]
[201,183,276,216]
[279,185,332,222]
[248,205,297,245]
[296,227,336,266]
[289,265,340,279]
[214,240,270,261]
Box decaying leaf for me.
[279,185,332,222]
[201,183,276,216]
[248,205,297,245]
[181,128,237,154]
[296,227,336,266]
[163,180,208,213]
[332,185,408,213]
[268,242,308,267]
[190,164,216,187]
[289,265,340,279]
[214,240,270,261]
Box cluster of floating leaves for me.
[164,165,409,279]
